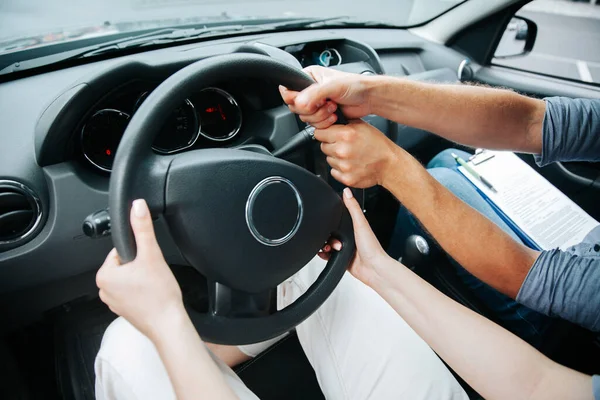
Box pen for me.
[451,152,497,192]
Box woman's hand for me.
[279,66,374,129]
[96,199,184,341]
[319,188,390,287]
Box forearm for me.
[369,257,592,400]
[383,148,538,298]
[151,307,238,400]
[365,76,545,153]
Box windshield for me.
[0,0,465,56]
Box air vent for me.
[0,180,42,249]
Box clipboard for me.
[457,151,599,251]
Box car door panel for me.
[474,65,600,220]
[476,65,600,99]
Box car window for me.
[0,0,467,56]
[492,0,599,84]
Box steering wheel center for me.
[246,176,303,247]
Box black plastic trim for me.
[447,1,530,65]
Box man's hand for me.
[319,188,390,288]
[316,119,398,188]
[96,199,184,341]
[279,66,373,129]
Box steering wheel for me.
[109,53,356,345]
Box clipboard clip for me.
[469,149,495,166]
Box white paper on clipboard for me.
[458,151,599,251]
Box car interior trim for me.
[0,180,43,247]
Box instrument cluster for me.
[80,86,243,172]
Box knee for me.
[428,167,464,188]
[95,317,155,378]
[427,148,462,169]
[428,167,481,203]
[96,317,177,399]
[100,317,149,355]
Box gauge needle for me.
[218,104,226,121]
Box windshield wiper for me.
[0,24,265,76]
[267,16,400,30]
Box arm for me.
[283,66,546,154]
[313,120,539,298]
[383,145,540,298]
[367,77,546,154]
[517,247,600,332]
[330,189,593,400]
[284,69,600,310]
[375,246,592,400]
[96,200,238,400]
[535,97,600,166]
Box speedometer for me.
[135,92,200,154]
[81,109,130,172]
[196,88,242,142]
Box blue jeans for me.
[387,149,553,348]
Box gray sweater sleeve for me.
[516,245,600,332]
[535,97,600,167]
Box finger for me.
[130,199,161,259]
[342,188,369,230]
[298,102,337,124]
[314,125,346,144]
[96,266,108,289]
[320,143,335,157]
[317,251,331,261]
[321,141,353,160]
[311,114,338,129]
[295,82,343,114]
[330,239,343,251]
[330,168,351,187]
[325,156,344,172]
[302,65,321,81]
[104,248,121,266]
[98,289,107,304]
[96,248,120,288]
[287,101,327,116]
[279,85,298,105]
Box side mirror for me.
[494,16,537,58]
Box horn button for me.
[246,177,303,246]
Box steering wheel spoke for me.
[134,152,173,214]
[208,280,276,318]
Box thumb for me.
[130,199,160,259]
[342,188,369,232]
[342,188,385,259]
[295,82,343,112]
[278,85,298,105]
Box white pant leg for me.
[95,317,258,400]
[279,256,468,400]
[96,257,468,400]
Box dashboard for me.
[77,79,281,173]
[0,28,468,299]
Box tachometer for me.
[196,88,242,142]
[135,92,200,154]
[81,109,130,172]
